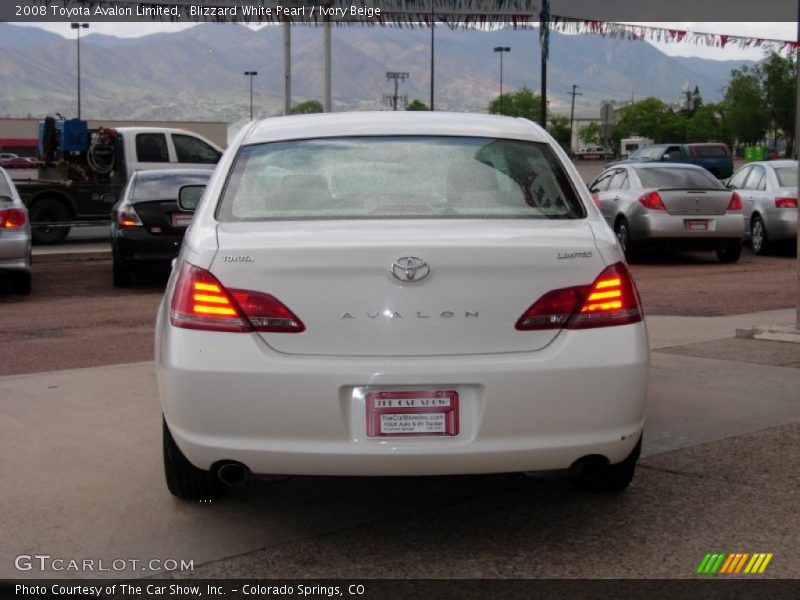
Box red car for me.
[1,157,38,169]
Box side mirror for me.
[177,184,206,212]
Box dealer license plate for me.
[366,390,459,437]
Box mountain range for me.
[0,22,756,122]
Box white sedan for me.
[156,112,649,500]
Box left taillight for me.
[117,206,142,228]
[0,208,26,228]
[727,192,743,212]
[170,263,305,333]
[515,262,643,331]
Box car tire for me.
[163,418,225,501]
[716,244,742,264]
[29,198,71,245]
[112,256,133,288]
[570,436,641,492]
[614,218,632,257]
[12,272,31,295]
[750,216,770,255]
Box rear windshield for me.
[774,167,798,188]
[635,167,722,190]
[691,145,729,158]
[217,136,586,221]
[631,146,665,160]
[131,172,211,203]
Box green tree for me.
[759,52,796,157]
[685,104,722,143]
[579,122,602,146]
[488,87,543,120]
[613,98,690,143]
[290,100,324,115]
[547,115,572,151]
[724,66,769,145]
[405,99,429,111]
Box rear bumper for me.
[0,232,31,273]
[630,212,744,248]
[763,210,798,242]
[113,228,183,264]
[156,309,649,477]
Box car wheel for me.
[112,256,133,288]
[716,244,742,263]
[614,218,632,256]
[29,198,71,245]
[570,436,641,492]
[750,216,770,255]
[12,272,31,295]
[163,418,224,501]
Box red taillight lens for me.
[170,263,304,333]
[117,206,142,228]
[727,191,743,211]
[0,208,26,228]
[775,197,798,209]
[638,191,666,211]
[515,262,643,331]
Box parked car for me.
[156,112,650,500]
[575,146,613,160]
[610,143,733,179]
[0,152,19,161]
[589,163,744,262]
[1,157,39,169]
[0,167,31,294]
[726,160,798,255]
[111,169,212,287]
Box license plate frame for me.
[685,219,709,231]
[365,390,459,437]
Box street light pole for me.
[493,46,510,114]
[71,23,89,119]
[244,71,258,120]
[567,84,582,154]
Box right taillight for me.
[638,191,666,211]
[170,263,305,333]
[727,192,743,211]
[516,262,643,331]
[775,197,798,209]
[0,208,26,228]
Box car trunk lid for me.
[656,189,733,216]
[211,219,606,357]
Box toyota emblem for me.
[391,257,430,282]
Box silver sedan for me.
[589,163,744,263]
[0,167,31,294]
[726,160,798,255]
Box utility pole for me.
[539,0,550,128]
[384,72,409,111]
[323,6,332,112]
[244,71,258,120]
[283,22,291,115]
[493,47,511,114]
[567,84,582,153]
[429,1,435,111]
[71,23,89,119]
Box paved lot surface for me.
[1,309,799,580]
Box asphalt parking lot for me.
[2,171,799,580]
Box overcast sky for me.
[14,21,797,61]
